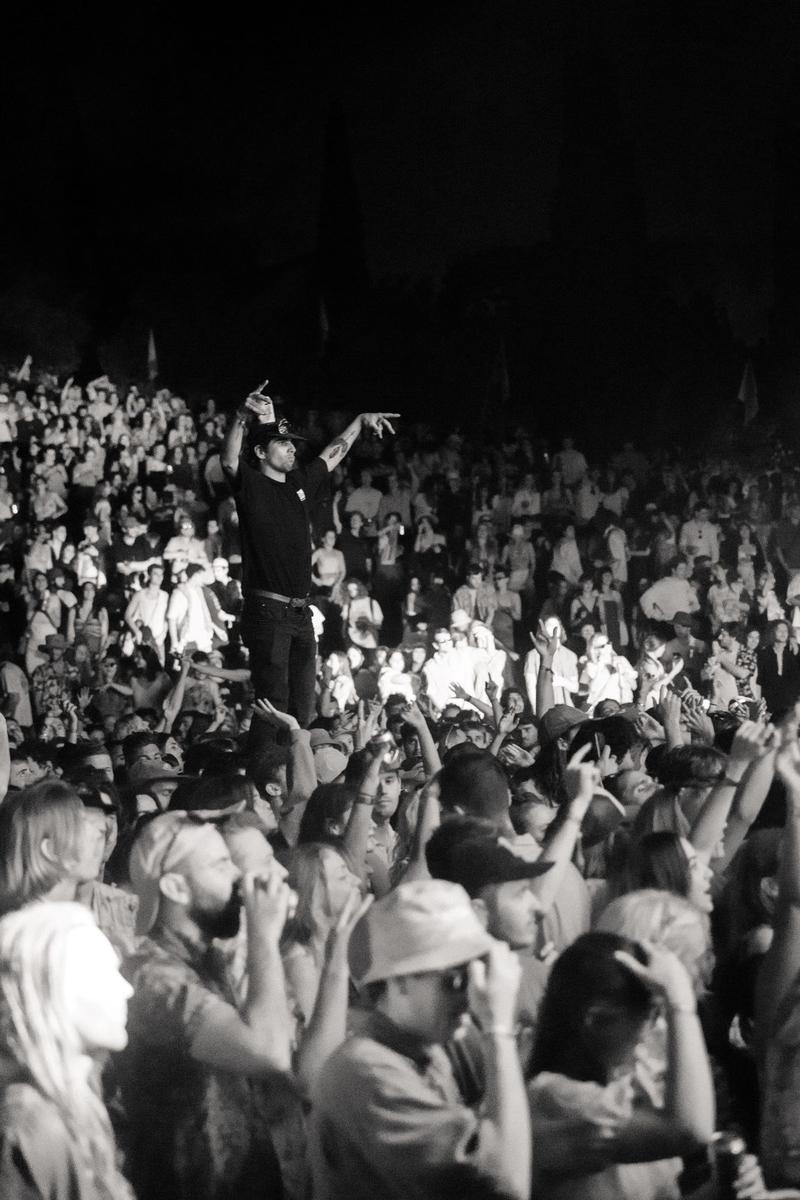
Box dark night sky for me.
[1,2,799,355]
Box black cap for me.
[437,835,552,898]
[250,417,307,447]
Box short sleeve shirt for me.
[308,1011,498,1200]
[226,457,328,596]
[113,927,283,1200]
[529,1071,681,1200]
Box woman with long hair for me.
[318,652,359,718]
[607,831,713,916]
[569,574,600,641]
[0,902,134,1198]
[282,843,362,1022]
[342,579,383,653]
[23,574,60,677]
[579,632,637,714]
[124,643,172,713]
[0,782,87,917]
[67,581,109,659]
[528,931,714,1200]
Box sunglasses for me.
[441,964,470,993]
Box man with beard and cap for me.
[113,812,297,1200]
[221,381,399,753]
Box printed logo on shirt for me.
[296,489,306,501]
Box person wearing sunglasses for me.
[308,879,530,1200]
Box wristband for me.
[722,774,744,788]
[482,1026,517,1039]
[356,792,377,806]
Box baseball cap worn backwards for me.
[348,879,496,987]
[539,704,589,745]
[435,836,553,898]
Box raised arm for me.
[0,715,9,804]
[690,721,771,856]
[534,745,599,913]
[320,413,400,475]
[222,387,275,474]
[294,893,371,1095]
[532,622,559,720]
[757,740,800,1044]
[190,871,294,1077]
[400,701,442,778]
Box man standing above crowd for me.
[222,383,398,742]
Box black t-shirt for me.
[111,535,154,571]
[227,456,328,596]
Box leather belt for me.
[245,588,309,609]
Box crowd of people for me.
[2,360,800,1196]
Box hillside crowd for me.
[1,360,800,1197]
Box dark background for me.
[2,2,800,447]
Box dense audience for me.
[1,360,800,1196]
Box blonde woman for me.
[0,902,134,1198]
[0,782,87,917]
[282,844,363,1023]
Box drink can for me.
[712,1131,746,1199]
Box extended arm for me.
[0,716,9,803]
[534,746,597,913]
[690,721,771,855]
[757,742,800,1043]
[320,413,400,475]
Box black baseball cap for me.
[436,835,552,898]
[250,417,307,447]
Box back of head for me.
[425,815,500,880]
[570,715,641,767]
[168,772,250,816]
[655,744,725,791]
[438,748,511,824]
[630,790,690,843]
[0,782,84,917]
[597,889,710,993]
[288,842,348,945]
[530,931,650,1083]
[619,831,691,900]
[297,783,357,845]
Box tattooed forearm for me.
[324,437,350,463]
[322,420,361,472]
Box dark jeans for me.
[241,595,317,757]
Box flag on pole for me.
[147,329,159,383]
[738,360,758,426]
[318,294,330,356]
[498,336,510,411]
